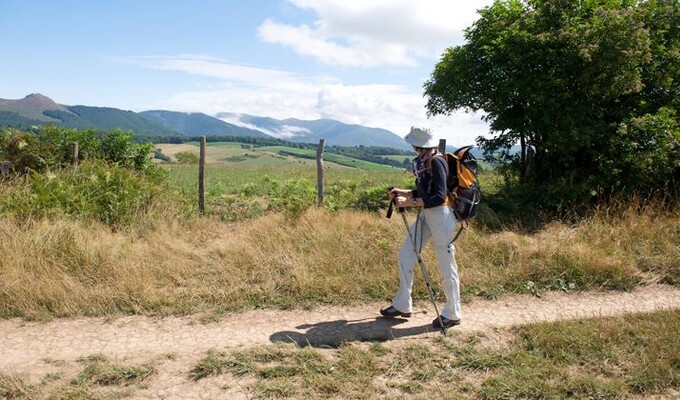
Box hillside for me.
[217,112,412,151]
[0,93,68,122]
[139,110,269,137]
[43,106,180,137]
[0,93,71,128]
[0,94,179,136]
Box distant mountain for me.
[0,93,71,128]
[43,106,180,136]
[139,110,269,138]
[0,93,68,122]
[217,112,412,151]
[1,94,416,150]
[0,94,179,136]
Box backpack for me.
[430,145,481,224]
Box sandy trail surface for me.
[2,284,680,399]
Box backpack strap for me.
[426,151,445,171]
[426,153,452,206]
[450,220,469,244]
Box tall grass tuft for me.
[0,373,33,399]
[73,354,156,387]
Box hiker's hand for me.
[395,196,410,207]
[388,188,409,199]
[395,196,421,207]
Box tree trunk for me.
[519,134,526,182]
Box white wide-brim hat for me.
[404,126,438,148]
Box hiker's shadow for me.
[270,317,433,348]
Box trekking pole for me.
[387,196,446,334]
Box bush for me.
[174,151,200,164]
[0,126,156,174]
[0,160,173,228]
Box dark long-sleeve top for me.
[411,155,449,208]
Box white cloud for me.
[110,54,322,91]
[258,19,415,67]
[218,113,312,139]
[112,54,489,145]
[258,0,495,67]
[312,83,488,145]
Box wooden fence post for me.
[438,139,447,154]
[71,142,79,168]
[0,161,10,179]
[316,139,325,206]
[199,136,206,214]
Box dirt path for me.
[2,284,680,399]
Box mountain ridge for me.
[0,93,70,122]
[139,110,270,138]
[0,94,411,150]
[216,112,411,150]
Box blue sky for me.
[1,0,494,145]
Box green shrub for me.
[0,160,174,229]
[174,151,200,164]
[268,178,315,218]
[0,126,156,174]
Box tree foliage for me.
[424,0,680,207]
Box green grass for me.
[258,145,398,170]
[160,153,412,221]
[73,354,156,387]
[476,309,680,398]
[381,154,412,162]
[166,142,398,170]
[156,142,500,223]
[186,309,680,399]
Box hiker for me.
[381,127,462,329]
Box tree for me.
[424,0,680,206]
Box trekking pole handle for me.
[386,198,394,219]
[386,187,405,218]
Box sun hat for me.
[404,126,438,148]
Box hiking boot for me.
[432,316,461,329]
[379,305,412,318]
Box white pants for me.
[392,205,462,320]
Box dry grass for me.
[0,354,157,400]
[0,209,401,319]
[1,205,678,319]
[457,205,680,298]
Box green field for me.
[155,142,413,221]
[158,142,399,170]
[154,141,505,223]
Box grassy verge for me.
[0,204,678,319]
[186,309,680,399]
[0,354,156,400]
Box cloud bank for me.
[112,1,494,145]
[258,0,493,67]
